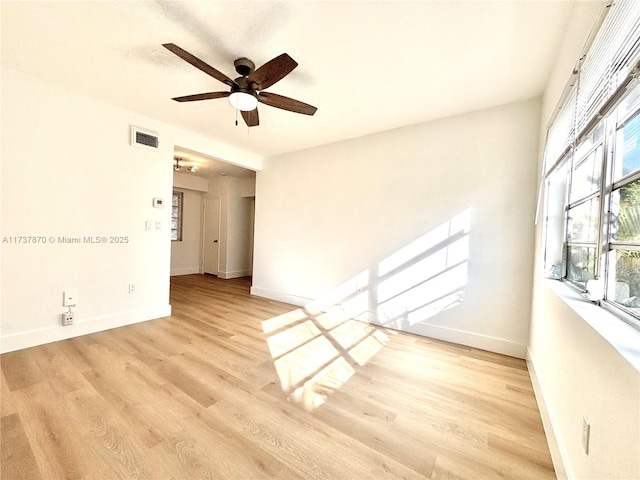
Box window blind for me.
[576,0,640,136]
[544,0,640,176]
[544,88,576,174]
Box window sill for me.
[542,278,640,372]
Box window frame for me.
[563,125,605,289]
[547,85,640,329]
[600,99,640,323]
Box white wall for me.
[173,171,209,192]
[226,177,255,278]
[0,68,260,352]
[529,283,640,480]
[529,1,640,479]
[252,98,541,358]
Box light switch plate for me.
[63,289,78,307]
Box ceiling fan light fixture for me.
[229,91,258,112]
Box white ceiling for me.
[2,0,580,165]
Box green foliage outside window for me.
[616,180,640,305]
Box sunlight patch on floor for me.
[261,308,308,334]
[262,210,473,409]
[291,356,355,410]
[266,320,321,358]
[263,309,389,410]
[349,331,388,366]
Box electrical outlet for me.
[582,416,591,455]
[62,311,74,326]
[128,283,136,294]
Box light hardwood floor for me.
[1,274,555,479]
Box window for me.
[542,0,640,328]
[171,191,183,241]
[605,96,640,317]
[565,125,604,288]
[544,82,640,327]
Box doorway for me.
[171,145,257,281]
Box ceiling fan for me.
[162,43,317,127]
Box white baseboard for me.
[369,316,527,358]
[0,304,172,353]
[250,286,312,306]
[527,347,568,480]
[250,286,526,358]
[219,269,252,279]
[170,267,201,276]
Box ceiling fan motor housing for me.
[232,76,257,96]
[234,57,255,77]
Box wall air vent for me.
[130,126,159,151]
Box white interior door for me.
[203,196,221,275]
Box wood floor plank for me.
[65,387,159,479]
[0,371,18,418]
[30,343,89,397]
[55,336,96,373]
[0,274,555,479]
[154,357,223,408]
[207,396,425,479]
[1,413,42,480]
[1,349,45,391]
[177,412,299,479]
[300,387,437,477]
[10,382,114,479]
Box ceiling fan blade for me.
[258,92,317,116]
[249,53,298,90]
[172,91,230,102]
[241,108,259,127]
[162,43,236,88]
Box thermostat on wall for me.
[152,198,164,208]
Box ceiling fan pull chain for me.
[235,106,239,126]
